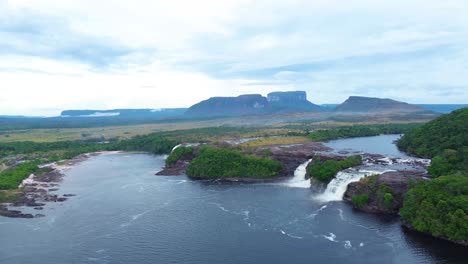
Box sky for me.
[1,0,467,116]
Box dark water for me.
[324,134,409,158]
[1,153,466,263]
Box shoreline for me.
[0,151,122,219]
[401,222,468,247]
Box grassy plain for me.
[0,112,436,143]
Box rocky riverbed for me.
[0,152,117,218]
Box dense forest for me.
[400,175,468,243]
[396,108,468,243]
[308,123,421,142]
[306,155,362,182]
[186,147,282,179]
[397,108,467,177]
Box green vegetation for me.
[165,146,194,166]
[0,140,112,159]
[400,175,468,242]
[397,108,467,177]
[307,155,362,182]
[352,194,369,208]
[0,190,20,203]
[115,134,178,154]
[383,193,394,207]
[0,162,38,190]
[186,147,282,179]
[309,123,421,142]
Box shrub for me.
[383,193,393,207]
[0,162,38,190]
[352,194,369,208]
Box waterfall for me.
[171,143,201,153]
[315,169,384,202]
[284,159,313,188]
[171,144,183,153]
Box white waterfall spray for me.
[171,143,201,153]
[285,159,313,188]
[315,169,386,202]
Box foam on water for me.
[315,169,386,202]
[322,233,337,242]
[284,159,312,188]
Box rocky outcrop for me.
[257,142,333,177]
[0,205,34,218]
[344,170,427,214]
[335,96,430,113]
[156,160,191,176]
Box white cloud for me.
[0,0,467,116]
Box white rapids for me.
[284,159,313,188]
[315,169,388,202]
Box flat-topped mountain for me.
[185,91,321,117]
[267,91,321,112]
[185,94,268,117]
[61,108,186,118]
[335,96,429,113]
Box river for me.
[0,135,466,264]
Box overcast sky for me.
[1,0,468,116]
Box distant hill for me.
[318,104,467,113]
[335,96,429,113]
[61,108,186,118]
[185,91,321,117]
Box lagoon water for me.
[1,137,466,264]
[324,134,409,158]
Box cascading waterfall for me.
[171,144,183,153]
[285,159,313,188]
[171,143,201,153]
[315,169,384,202]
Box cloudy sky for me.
[1,0,467,116]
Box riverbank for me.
[0,151,121,218]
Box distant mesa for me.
[185,94,268,118]
[185,91,321,118]
[61,108,186,118]
[335,96,430,113]
[267,91,322,112]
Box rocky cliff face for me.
[343,170,427,214]
[335,96,429,113]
